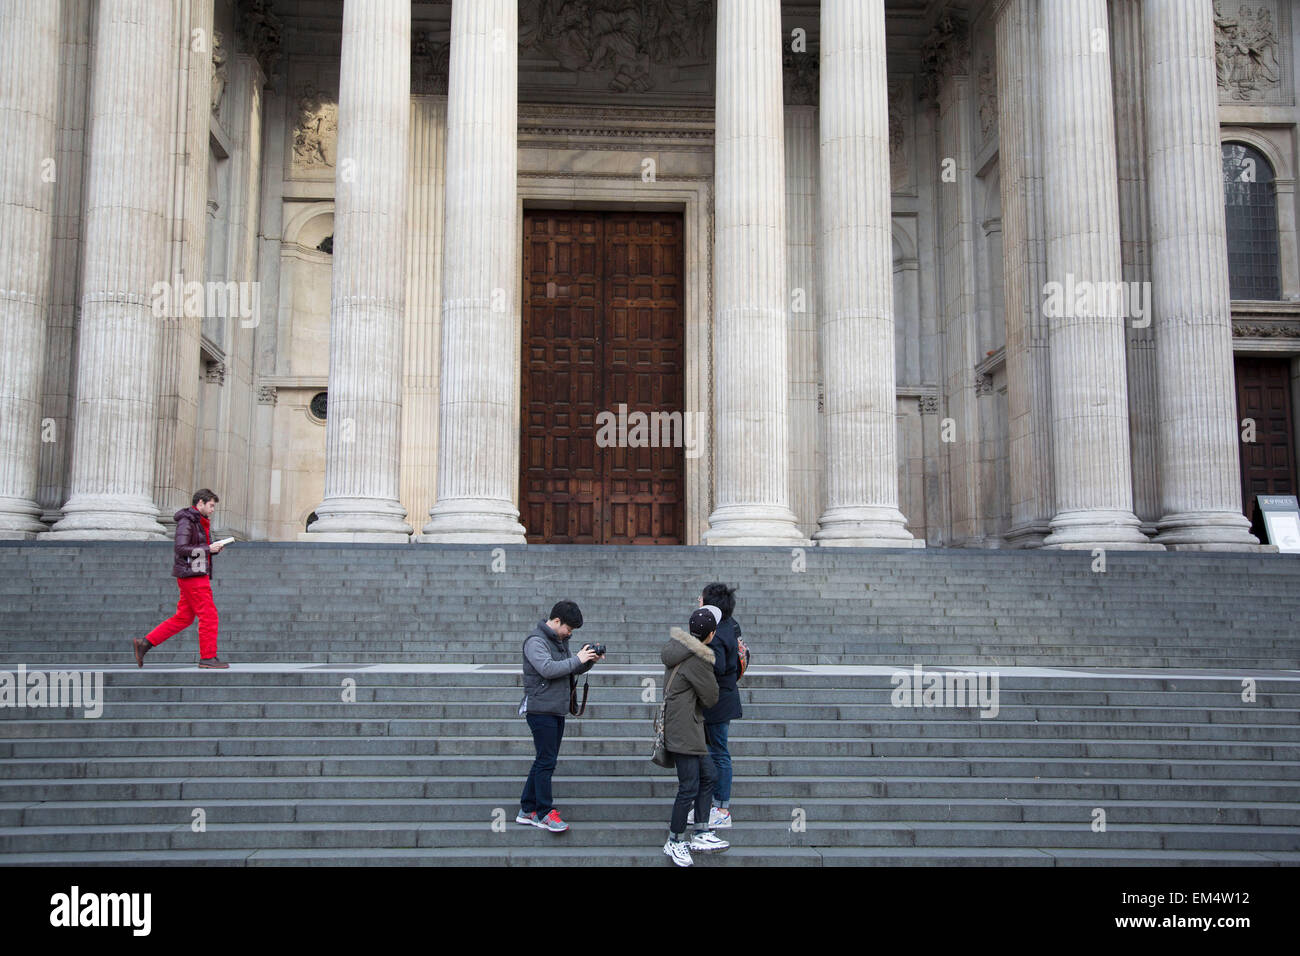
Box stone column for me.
[785,104,822,540]
[1143,0,1259,549]
[308,0,412,541]
[420,0,525,542]
[994,0,1054,548]
[154,0,215,526]
[814,0,918,547]
[705,0,804,546]
[400,95,447,536]
[46,0,175,540]
[1110,0,1161,536]
[1038,0,1158,550]
[0,0,61,538]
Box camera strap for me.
[569,673,589,717]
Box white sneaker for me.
[663,838,693,867]
[709,807,732,828]
[689,831,729,853]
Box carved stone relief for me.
[1215,0,1289,104]
[291,84,338,173]
[518,0,713,96]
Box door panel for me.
[1235,356,1298,515]
[521,211,685,544]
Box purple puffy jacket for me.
[171,507,216,582]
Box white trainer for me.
[689,831,730,853]
[664,838,694,867]
[709,807,732,828]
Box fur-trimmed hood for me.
[663,626,716,668]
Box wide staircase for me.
[1,542,1298,865]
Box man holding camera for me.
[517,600,604,833]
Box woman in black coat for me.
[700,583,741,828]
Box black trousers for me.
[669,751,716,836]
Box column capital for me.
[919,11,970,102]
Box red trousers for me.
[146,576,219,659]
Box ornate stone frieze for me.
[975,373,994,396]
[1233,322,1300,337]
[919,394,940,416]
[889,79,913,193]
[257,385,278,405]
[205,361,226,386]
[518,0,713,94]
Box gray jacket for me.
[520,620,595,717]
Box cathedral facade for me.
[1,0,1298,549]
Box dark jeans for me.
[669,751,716,837]
[521,713,566,816]
[705,721,732,805]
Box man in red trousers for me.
[133,489,229,669]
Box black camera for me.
[584,643,607,657]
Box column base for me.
[419,497,526,543]
[1004,522,1052,549]
[0,497,49,538]
[703,505,808,547]
[814,505,923,548]
[306,496,412,539]
[42,494,168,540]
[1153,510,1266,551]
[1042,509,1166,551]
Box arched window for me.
[1222,142,1281,300]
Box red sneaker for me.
[538,809,569,833]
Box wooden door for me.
[1235,356,1298,515]
[520,211,685,544]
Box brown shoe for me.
[198,657,229,669]
[132,637,152,668]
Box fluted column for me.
[814,0,918,547]
[704,0,804,545]
[0,0,61,538]
[400,95,447,534]
[1144,0,1259,549]
[154,0,215,525]
[994,0,1054,548]
[46,0,175,540]
[1039,0,1159,550]
[308,0,412,541]
[421,0,525,542]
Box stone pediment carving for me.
[1215,0,1285,102]
[519,0,713,94]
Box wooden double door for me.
[520,211,685,544]
[1235,356,1298,514]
